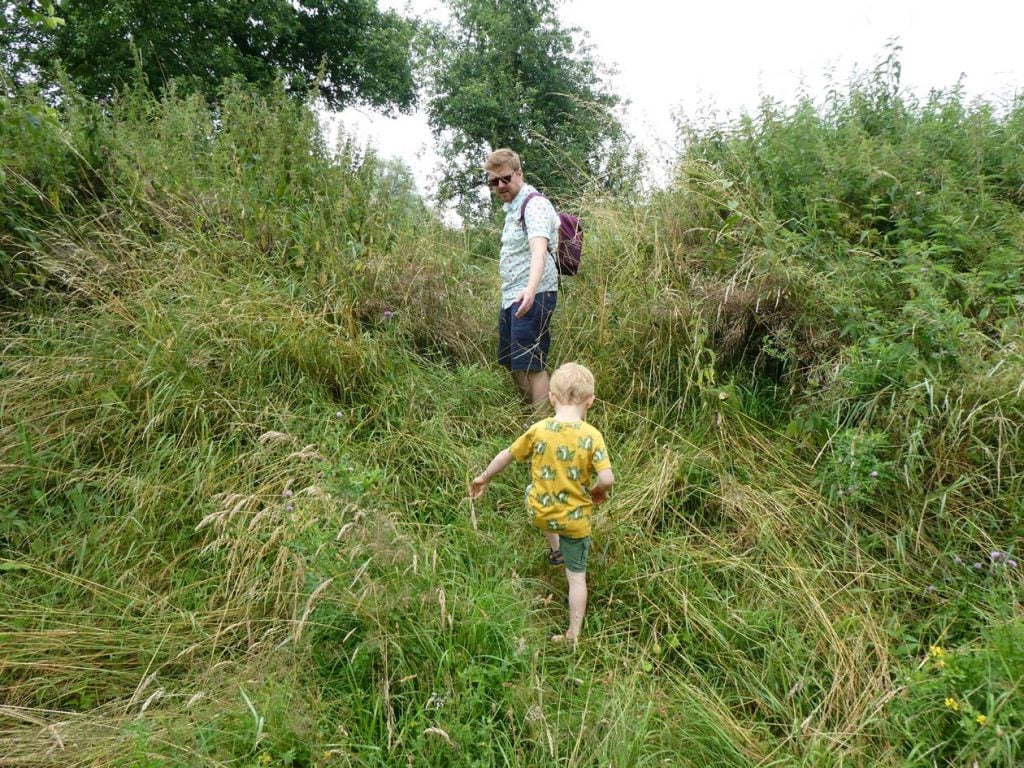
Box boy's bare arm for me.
[470,449,515,499]
[589,468,615,505]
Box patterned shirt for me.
[499,184,560,309]
[508,418,612,538]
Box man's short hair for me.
[550,362,596,405]
[484,148,522,173]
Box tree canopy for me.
[3,0,417,113]
[423,0,638,216]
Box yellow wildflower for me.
[944,697,959,711]
[929,645,946,658]
[936,658,946,669]
[977,714,987,726]
[259,755,272,766]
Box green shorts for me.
[559,535,591,573]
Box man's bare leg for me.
[512,370,550,408]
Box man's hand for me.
[513,290,535,318]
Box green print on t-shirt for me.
[556,445,576,461]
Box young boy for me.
[470,362,614,644]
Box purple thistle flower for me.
[383,309,394,320]
[282,489,293,498]
[953,555,963,565]
[927,584,937,594]
[973,562,984,570]
[285,504,294,512]
[991,550,1005,561]
[870,470,879,478]
[1007,559,1018,569]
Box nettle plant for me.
[817,427,894,508]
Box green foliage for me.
[816,428,894,509]
[2,46,1024,768]
[665,46,1024,534]
[7,0,417,113]
[1,2,64,86]
[422,0,640,217]
[0,86,65,300]
[0,76,446,308]
[889,619,1024,766]
[9,0,64,29]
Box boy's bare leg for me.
[564,569,587,640]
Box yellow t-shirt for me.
[508,418,612,538]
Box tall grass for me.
[2,56,1023,767]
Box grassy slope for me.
[2,77,1023,767]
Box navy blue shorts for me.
[498,291,557,372]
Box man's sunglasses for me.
[485,173,514,188]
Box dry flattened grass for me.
[0,649,317,768]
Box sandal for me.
[546,549,564,566]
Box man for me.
[483,148,560,407]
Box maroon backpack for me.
[518,192,583,277]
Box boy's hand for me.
[590,469,614,507]
[469,475,489,499]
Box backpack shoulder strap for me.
[517,191,545,230]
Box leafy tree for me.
[7,0,62,29]
[2,2,63,83]
[3,0,417,113]
[423,0,638,217]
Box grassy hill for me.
[1,68,1023,767]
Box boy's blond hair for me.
[549,362,595,405]
[484,148,522,173]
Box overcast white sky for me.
[333,0,1023,196]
